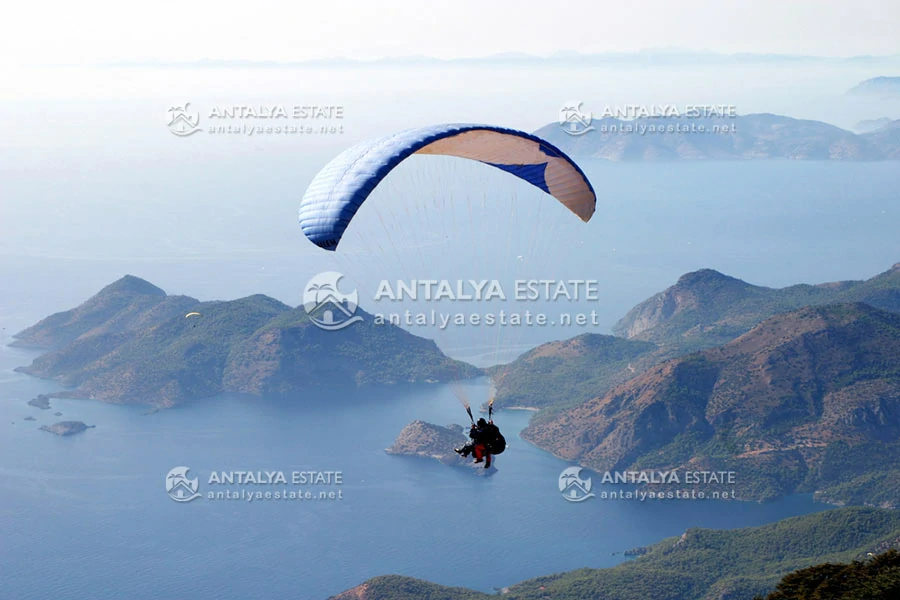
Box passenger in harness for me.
[455,411,506,469]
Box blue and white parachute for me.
[298,124,596,250]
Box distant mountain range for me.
[330,507,900,600]
[613,263,900,350]
[104,51,900,69]
[847,76,900,96]
[860,118,900,159]
[854,117,895,133]
[12,276,480,407]
[536,114,900,160]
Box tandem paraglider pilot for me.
[456,417,505,468]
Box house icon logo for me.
[166,466,201,502]
[167,102,202,137]
[303,271,364,331]
[559,466,595,502]
[559,101,594,136]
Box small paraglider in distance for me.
[185,312,201,328]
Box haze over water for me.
[1,62,898,598]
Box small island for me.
[24,416,36,421]
[39,421,95,436]
[27,394,52,410]
[386,420,496,475]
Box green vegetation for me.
[493,265,900,416]
[11,274,196,350]
[756,550,900,600]
[613,264,900,351]
[15,277,481,407]
[330,508,900,600]
[814,442,900,507]
[523,303,900,504]
[488,333,655,410]
[330,575,491,600]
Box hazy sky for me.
[4,0,899,65]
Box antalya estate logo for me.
[559,466,595,502]
[559,101,594,136]
[166,466,202,502]
[167,102,202,136]
[304,272,364,331]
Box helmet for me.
[477,418,487,426]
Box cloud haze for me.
[4,0,899,66]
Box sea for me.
[2,63,899,598]
[0,337,832,599]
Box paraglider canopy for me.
[298,123,596,251]
[184,312,201,318]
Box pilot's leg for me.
[473,444,485,463]
[455,442,473,457]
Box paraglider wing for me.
[298,124,596,250]
[184,312,201,318]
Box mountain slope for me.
[223,308,481,394]
[330,507,900,600]
[853,117,894,133]
[14,278,481,407]
[525,303,900,502]
[330,575,489,600]
[534,113,890,161]
[756,549,900,600]
[486,264,900,415]
[17,294,291,406]
[11,275,198,349]
[488,334,656,410]
[862,120,900,159]
[613,263,900,351]
[847,76,900,96]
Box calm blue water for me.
[0,335,830,599]
[1,69,897,598]
[2,133,894,598]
